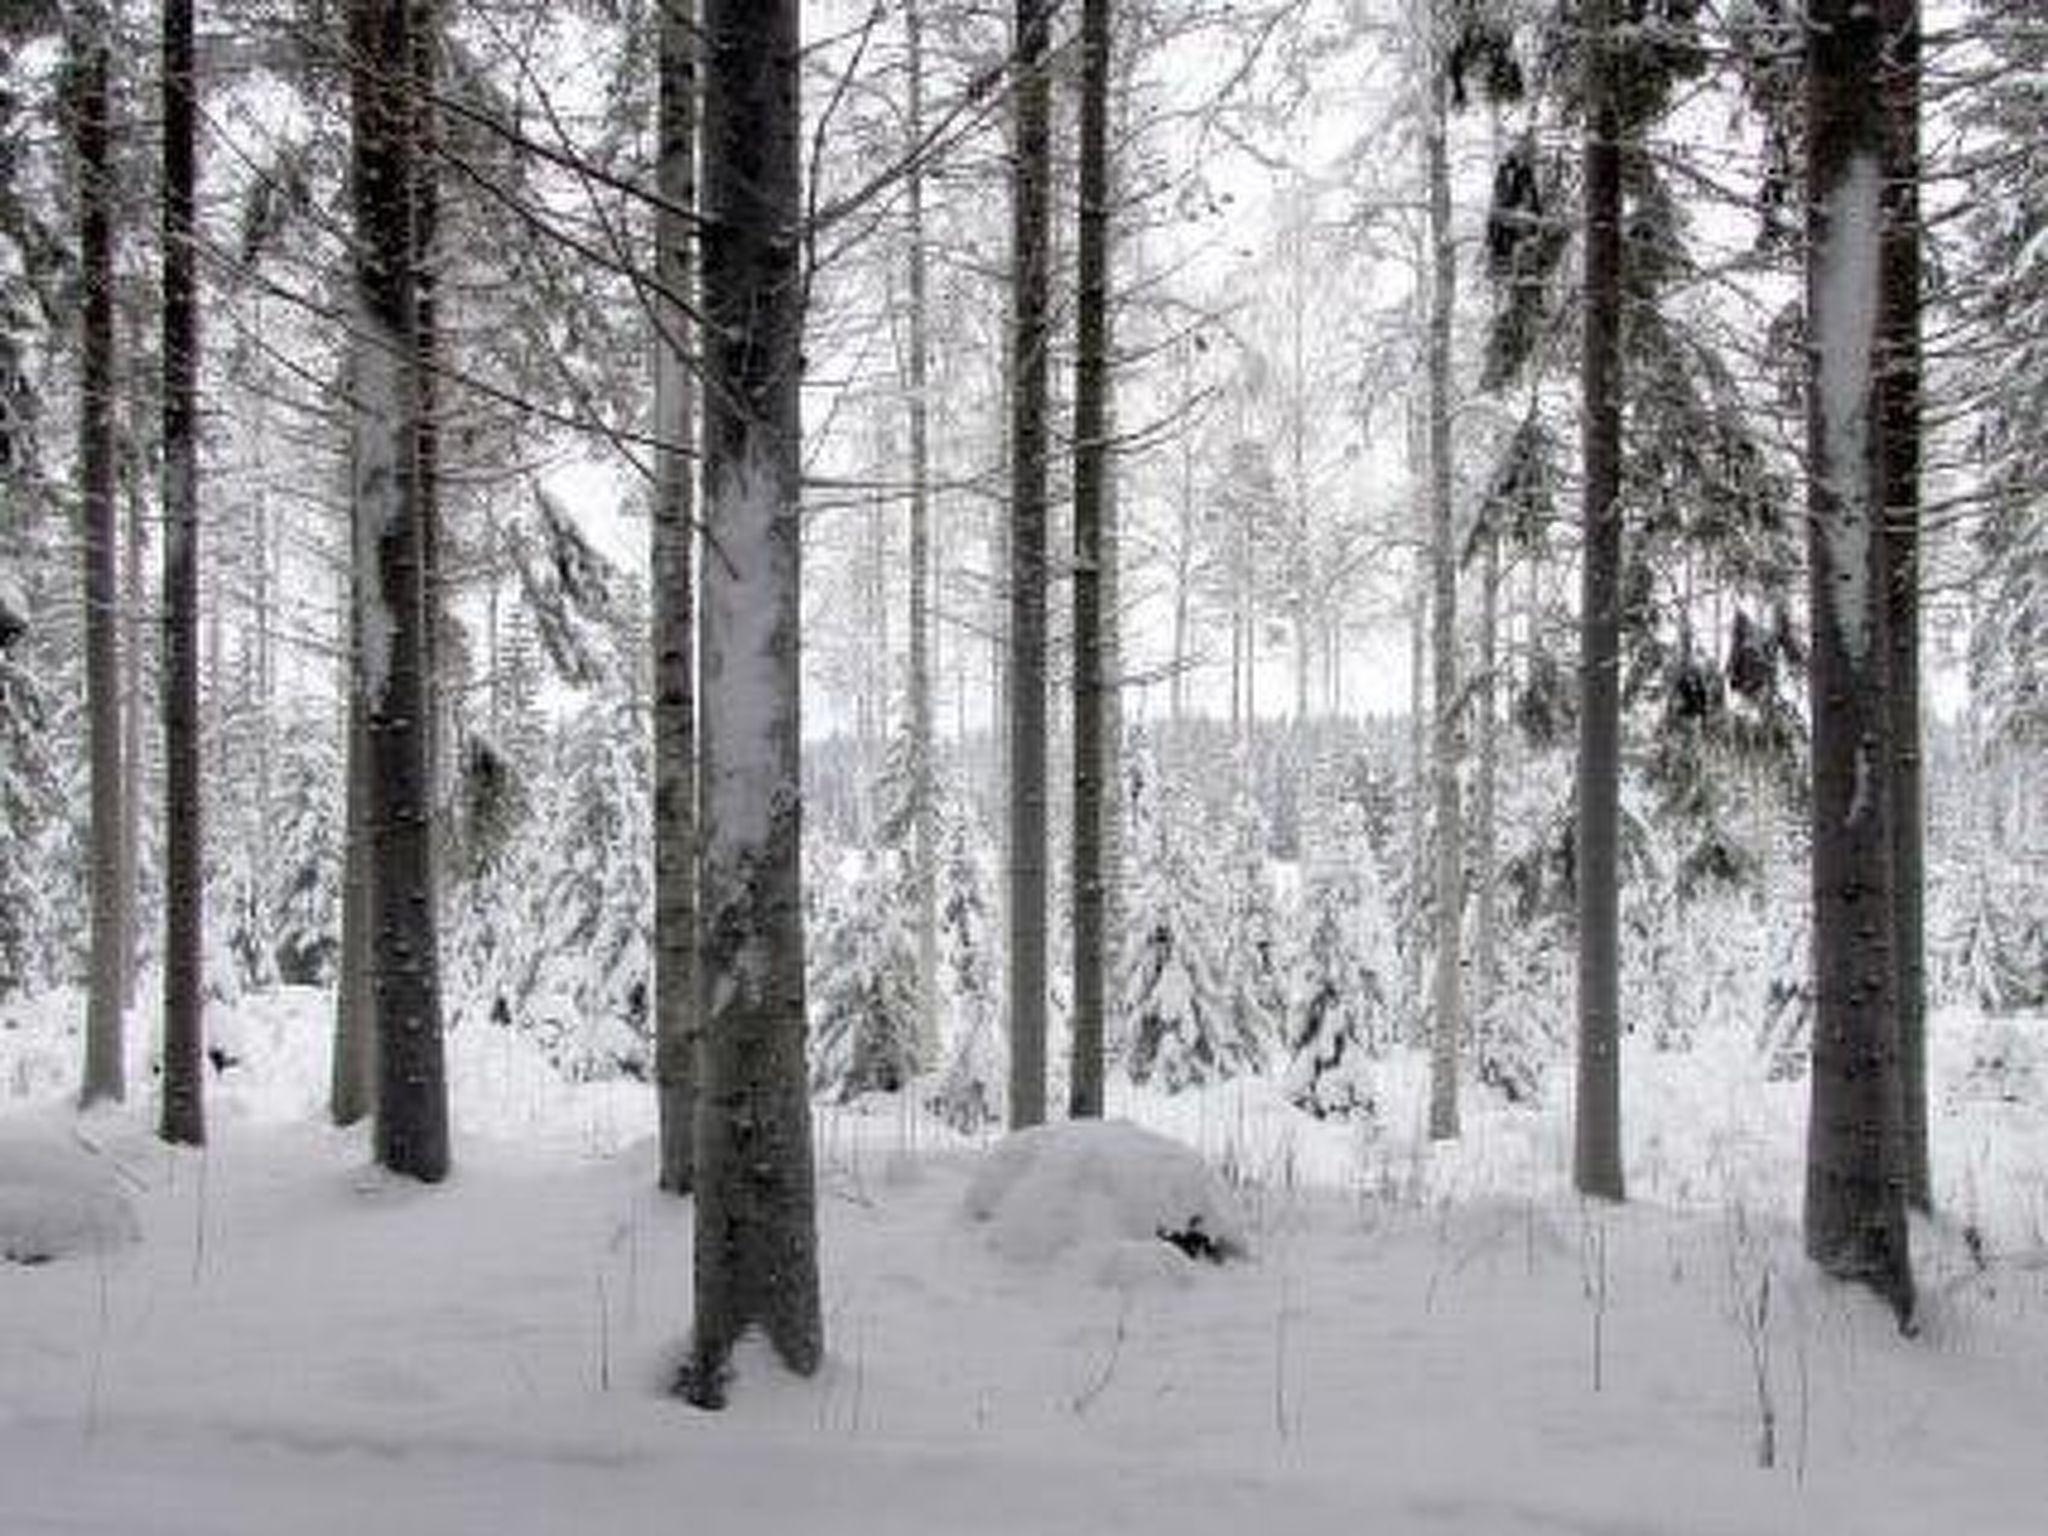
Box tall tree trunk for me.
[160,0,205,1147]
[1880,0,1927,1215]
[1574,0,1625,1200]
[652,0,698,1196]
[412,0,442,849]
[74,11,124,1110]
[906,0,940,1077]
[684,0,821,1405]
[1425,62,1461,1142]
[120,415,143,1009]
[1474,524,1499,1056]
[350,0,448,1183]
[1068,0,1111,1120]
[1803,0,1914,1327]
[1006,0,1052,1131]
[332,673,375,1125]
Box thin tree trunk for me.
[1068,0,1112,1120]
[1006,0,1052,1131]
[160,0,205,1147]
[652,0,698,1196]
[906,0,940,1077]
[1474,525,1499,1052]
[1574,0,1625,1200]
[1880,0,1927,1215]
[120,414,143,1009]
[684,0,821,1405]
[1803,0,1914,1327]
[1425,64,1461,1142]
[74,12,124,1110]
[351,0,448,1183]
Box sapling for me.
[1579,1210,1608,1393]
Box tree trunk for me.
[412,0,443,855]
[1803,0,1914,1327]
[1068,0,1111,1120]
[332,672,375,1126]
[906,0,940,1078]
[120,410,143,1010]
[684,0,822,1405]
[1006,0,1052,1131]
[160,0,205,1147]
[1880,0,1927,1215]
[1574,0,1625,1200]
[652,0,699,1196]
[1474,524,1499,1056]
[1425,65,1461,1143]
[74,12,124,1110]
[350,0,448,1183]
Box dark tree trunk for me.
[1006,0,1052,1130]
[73,11,124,1110]
[683,0,821,1406]
[652,0,699,1196]
[1425,64,1461,1142]
[1574,0,1625,1201]
[1068,0,1111,1120]
[350,0,448,1183]
[1803,0,1914,1328]
[160,0,205,1147]
[1879,0,1927,1215]
[332,677,375,1126]
[412,0,442,834]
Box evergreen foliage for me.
[1283,764,1396,1119]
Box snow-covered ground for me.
[4,988,2047,1533]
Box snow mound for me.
[962,1119,1248,1271]
[0,1129,141,1264]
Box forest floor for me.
[3,987,2047,1534]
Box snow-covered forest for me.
[3,0,2046,1529]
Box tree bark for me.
[1879,0,1927,1215]
[1425,63,1461,1143]
[684,0,822,1405]
[73,11,124,1110]
[1006,0,1052,1131]
[1803,0,1914,1327]
[1068,0,1111,1120]
[652,0,699,1196]
[1574,0,1625,1200]
[351,0,448,1183]
[120,407,143,1010]
[160,0,205,1147]
[332,673,376,1126]
[906,0,940,1078]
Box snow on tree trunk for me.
[651,0,698,1196]
[1574,0,1625,1202]
[160,0,205,1147]
[72,10,124,1111]
[1006,0,1053,1131]
[350,0,448,1183]
[684,0,822,1406]
[1802,0,1913,1327]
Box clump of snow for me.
[0,1124,139,1263]
[962,1119,1248,1272]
